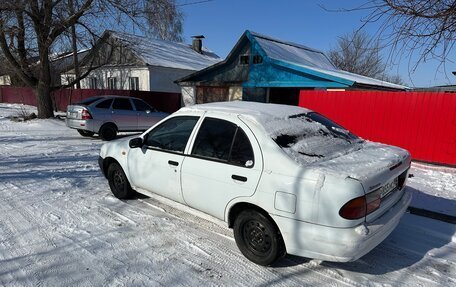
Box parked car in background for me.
[66,96,168,140]
[98,101,412,266]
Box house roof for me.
[250,31,407,90]
[177,30,408,90]
[109,31,221,71]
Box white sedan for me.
[98,101,412,266]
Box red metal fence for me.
[299,90,456,166]
[0,87,181,113]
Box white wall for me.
[0,75,11,86]
[181,86,196,106]
[61,65,197,93]
[62,67,150,91]
[149,66,197,93]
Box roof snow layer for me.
[110,31,221,71]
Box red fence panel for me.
[0,87,182,114]
[299,90,456,166]
[0,87,36,106]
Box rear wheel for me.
[99,124,117,141]
[77,129,95,137]
[107,163,133,199]
[233,209,285,266]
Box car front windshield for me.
[264,112,363,164]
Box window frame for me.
[89,77,98,89]
[129,77,140,91]
[132,98,155,112]
[107,77,117,90]
[239,54,250,65]
[112,97,134,111]
[189,117,255,168]
[143,115,200,155]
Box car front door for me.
[181,115,263,220]
[111,98,137,130]
[132,99,167,129]
[127,116,200,203]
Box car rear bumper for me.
[272,188,412,262]
[66,118,103,133]
[66,118,91,131]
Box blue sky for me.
[179,0,455,87]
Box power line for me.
[177,0,215,7]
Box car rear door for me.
[111,98,137,130]
[180,115,263,220]
[127,115,200,204]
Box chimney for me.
[191,35,205,54]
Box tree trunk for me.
[36,48,54,119]
[36,82,54,118]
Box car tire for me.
[77,129,95,137]
[233,209,285,266]
[99,124,117,141]
[107,162,133,199]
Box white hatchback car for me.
[99,101,412,266]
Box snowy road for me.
[0,104,455,286]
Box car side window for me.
[192,118,255,167]
[192,118,237,161]
[133,99,155,112]
[95,99,113,109]
[230,128,254,167]
[112,98,133,110]
[144,116,199,153]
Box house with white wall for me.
[61,31,221,94]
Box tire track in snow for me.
[131,194,353,286]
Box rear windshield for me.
[75,97,103,105]
[265,112,363,164]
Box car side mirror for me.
[129,137,143,148]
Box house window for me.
[108,77,117,90]
[129,77,139,91]
[253,55,263,64]
[66,76,75,85]
[89,77,98,89]
[239,55,249,65]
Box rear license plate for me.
[380,177,398,198]
[69,112,78,119]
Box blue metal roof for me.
[176,30,407,90]
[246,31,407,90]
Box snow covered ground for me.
[0,103,455,286]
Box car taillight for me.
[339,196,366,220]
[339,190,382,220]
[81,108,92,120]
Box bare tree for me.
[0,0,183,118]
[325,1,456,69]
[329,30,404,85]
[146,0,184,42]
[329,30,385,79]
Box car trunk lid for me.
[311,141,411,222]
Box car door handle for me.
[168,160,179,166]
[232,174,247,182]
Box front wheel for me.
[233,210,285,266]
[107,163,133,199]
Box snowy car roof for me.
[110,31,221,71]
[250,32,408,90]
[181,101,312,121]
